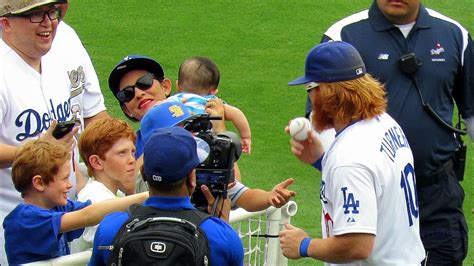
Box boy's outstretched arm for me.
[236,178,295,212]
[60,192,148,233]
[223,104,252,153]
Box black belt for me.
[416,160,453,187]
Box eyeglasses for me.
[9,8,61,23]
[305,82,320,92]
[116,73,155,103]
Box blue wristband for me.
[299,237,311,257]
[312,154,324,172]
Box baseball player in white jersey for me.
[0,0,107,263]
[279,41,425,265]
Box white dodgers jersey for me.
[320,113,425,265]
[0,22,105,264]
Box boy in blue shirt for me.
[3,139,147,264]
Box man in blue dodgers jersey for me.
[0,0,107,263]
[305,1,473,264]
[279,41,425,265]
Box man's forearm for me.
[0,143,17,168]
[307,234,374,263]
[236,189,270,212]
[84,111,110,128]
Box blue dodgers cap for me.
[139,101,197,147]
[288,41,366,86]
[108,55,165,97]
[143,127,200,184]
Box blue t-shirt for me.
[90,196,244,266]
[3,199,91,265]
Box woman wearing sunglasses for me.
[109,55,226,123]
[108,55,227,192]
[108,55,172,121]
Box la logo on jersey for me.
[341,187,359,214]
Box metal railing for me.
[25,201,298,266]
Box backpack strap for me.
[127,203,211,226]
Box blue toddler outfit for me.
[166,93,218,114]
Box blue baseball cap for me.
[108,55,165,97]
[139,101,198,147]
[288,41,366,86]
[143,127,200,184]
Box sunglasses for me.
[8,8,61,23]
[116,73,155,103]
[305,82,320,92]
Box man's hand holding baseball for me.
[285,124,324,165]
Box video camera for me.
[183,114,242,212]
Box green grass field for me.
[66,1,473,264]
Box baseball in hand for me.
[289,117,312,141]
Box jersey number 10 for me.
[400,163,419,226]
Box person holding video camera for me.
[89,126,244,265]
[304,1,473,264]
[138,101,296,214]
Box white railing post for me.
[276,201,298,265]
[265,205,282,266]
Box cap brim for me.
[288,76,311,86]
[172,113,200,127]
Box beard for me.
[310,96,333,132]
[311,109,333,132]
